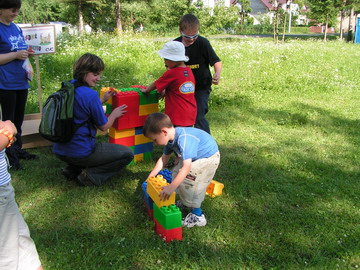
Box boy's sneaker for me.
[182,212,207,228]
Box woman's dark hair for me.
[73,53,104,84]
[0,0,22,9]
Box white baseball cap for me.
[158,41,189,62]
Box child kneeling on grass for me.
[143,112,220,228]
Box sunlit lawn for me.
[13,33,360,269]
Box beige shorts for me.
[0,183,41,270]
[172,151,220,208]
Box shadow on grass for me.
[11,99,360,269]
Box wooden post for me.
[35,55,42,112]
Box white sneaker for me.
[182,212,207,228]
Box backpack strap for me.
[71,80,96,135]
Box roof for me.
[261,0,287,9]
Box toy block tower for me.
[144,174,182,242]
[100,86,159,163]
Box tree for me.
[60,0,106,34]
[233,0,252,24]
[307,0,338,41]
[18,0,64,23]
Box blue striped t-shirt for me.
[0,149,11,186]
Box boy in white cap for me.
[141,41,197,127]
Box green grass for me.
[13,34,360,269]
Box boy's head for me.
[143,113,174,145]
[158,41,188,68]
[73,53,105,86]
[179,14,200,47]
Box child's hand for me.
[159,185,175,201]
[212,73,221,85]
[1,120,17,136]
[102,89,115,103]
[112,104,128,118]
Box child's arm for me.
[212,61,222,85]
[140,82,156,94]
[147,154,171,179]
[160,158,191,201]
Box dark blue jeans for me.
[0,89,28,167]
[57,142,134,186]
[194,89,211,134]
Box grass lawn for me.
[11,34,360,269]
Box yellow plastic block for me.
[206,180,224,198]
[109,127,135,139]
[135,134,152,145]
[147,175,175,208]
[139,103,158,116]
[134,153,144,163]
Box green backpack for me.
[39,80,81,143]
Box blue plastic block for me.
[135,126,143,135]
[134,142,153,155]
[158,169,173,183]
[142,181,153,209]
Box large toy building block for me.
[134,142,153,155]
[142,181,154,220]
[112,91,141,130]
[109,127,135,139]
[146,175,175,207]
[139,104,158,116]
[109,136,135,147]
[206,180,224,198]
[157,169,172,183]
[153,204,182,230]
[154,219,182,243]
[135,134,152,145]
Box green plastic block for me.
[105,103,112,114]
[143,151,153,161]
[139,90,159,105]
[153,204,182,230]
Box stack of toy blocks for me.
[143,173,182,243]
[100,86,159,163]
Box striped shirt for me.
[0,149,11,186]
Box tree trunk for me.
[324,14,328,42]
[340,10,344,40]
[78,1,84,35]
[348,7,354,32]
[282,9,287,42]
[115,0,122,34]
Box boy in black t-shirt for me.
[174,14,222,134]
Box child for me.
[0,119,43,270]
[53,53,134,186]
[143,112,220,228]
[174,14,222,134]
[140,41,197,127]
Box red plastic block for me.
[109,136,135,147]
[145,202,154,220]
[154,219,182,243]
[131,85,147,90]
[113,91,140,130]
